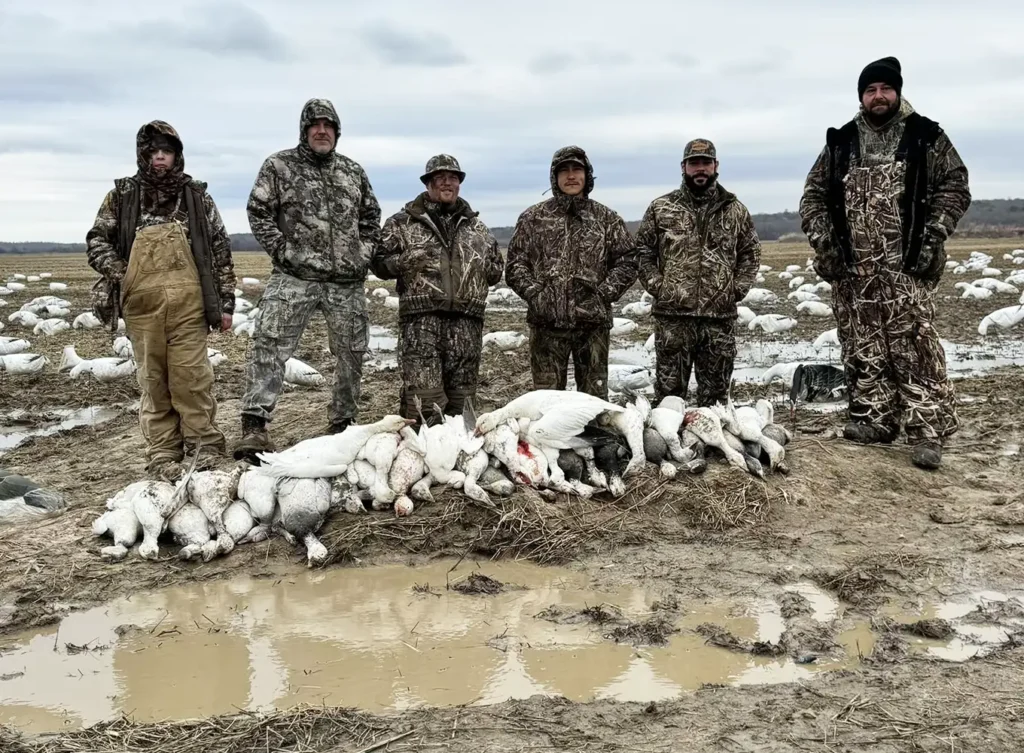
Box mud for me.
[2,245,1024,751]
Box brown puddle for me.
[0,562,1019,734]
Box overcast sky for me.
[2,0,1023,242]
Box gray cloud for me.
[109,3,291,61]
[528,53,576,75]
[360,23,468,67]
[0,70,114,105]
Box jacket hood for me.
[299,98,341,146]
[136,120,184,175]
[549,145,595,198]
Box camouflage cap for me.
[683,138,717,161]
[420,154,465,184]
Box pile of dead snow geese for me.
[92,389,791,567]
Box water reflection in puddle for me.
[0,406,122,456]
[0,563,1018,734]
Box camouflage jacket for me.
[799,98,971,283]
[372,194,503,320]
[505,146,638,329]
[636,183,761,319]
[85,177,235,322]
[246,99,382,284]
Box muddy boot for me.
[911,440,943,470]
[327,418,352,434]
[842,422,895,445]
[186,442,226,472]
[233,414,273,464]
[146,457,182,483]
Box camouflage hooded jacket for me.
[246,99,382,284]
[371,193,503,320]
[635,183,761,319]
[85,120,235,324]
[504,146,639,330]
[799,98,971,283]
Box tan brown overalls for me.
[121,216,225,464]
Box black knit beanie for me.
[858,56,902,98]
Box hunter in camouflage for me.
[372,155,503,423]
[636,138,761,406]
[85,120,236,480]
[235,98,381,461]
[505,146,638,398]
[800,56,971,470]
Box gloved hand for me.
[908,234,945,282]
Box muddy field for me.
[1,239,1023,752]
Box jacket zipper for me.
[320,164,335,278]
[419,212,454,310]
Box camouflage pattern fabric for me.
[85,121,235,318]
[833,274,958,441]
[397,314,484,421]
[653,315,735,407]
[505,146,639,330]
[528,325,610,399]
[241,274,368,425]
[372,193,503,320]
[800,98,968,442]
[246,98,382,284]
[799,98,971,283]
[635,183,761,319]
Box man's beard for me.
[864,98,899,126]
[684,172,718,194]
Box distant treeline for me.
[3,199,1022,254]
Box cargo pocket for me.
[349,313,369,354]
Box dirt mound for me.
[605,614,680,647]
[694,622,786,656]
[450,573,511,595]
[534,603,626,626]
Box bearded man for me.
[505,145,638,398]
[799,56,971,469]
[85,121,235,480]
[636,139,761,407]
[234,98,382,463]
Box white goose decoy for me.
[233,297,254,313]
[274,477,333,566]
[48,282,68,291]
[242,277,261,286]
[813,328,840,350]
[0,353,48,375]
[284,357,325,387]
[795,301,833,318]
[955,283,993,300]
[384,296,400,310]
[741,288,779,305]
[978,305,1024,335]
[814,281,832,295]
[788,276,806,290]
[6,282,26,291]
[38,273,52,279]
[8,311,40,329]
[969,278,1018,295]
[0,337,30,356]
[981,267,1002,277]
[778,271,793,281]
[167,503,219,561]
[621,300,652,317]
[23,275,37,283]
[952,265,968,275]
[760,362,801,386]
[257,414,414,478]
[748,314,798,334]
[482,331,527,351]
[187,467,244,556]
[0,286,12,296]
[736,306,756,326]
[59,345,135,381]
[236,467,278,536]
[608,364,653,393]
[11,274,26,280]
[33,318,70,336]
[91,507,142,562]
[758,264,773,273]
[785,264,801,273]
[372,287,390,299]
[610,317,637,337]
[788,291,821,303]
[72,312,102,329]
